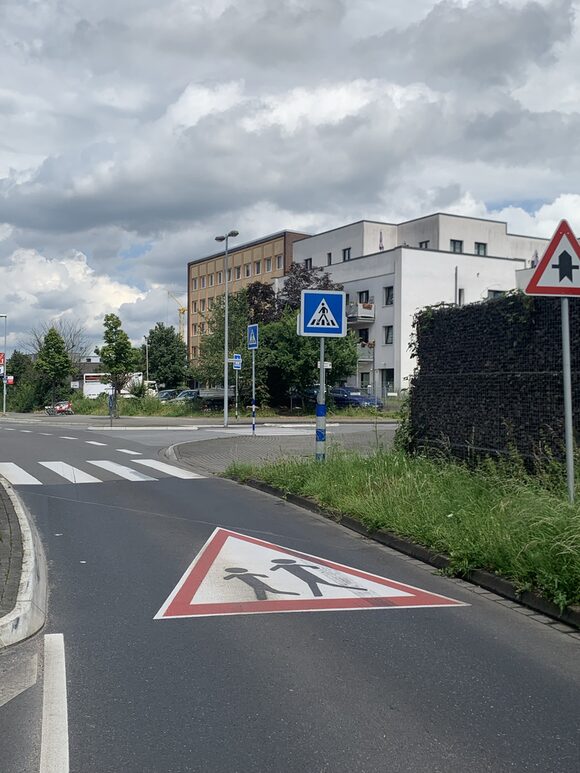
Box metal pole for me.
[251,349,256,437]
[561,297,575,504]
[316,337,326,461]
[2,315,6,416]
[235,369,239,420]
[144,337,149,385]
[223,236,229,428]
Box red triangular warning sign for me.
[155,528,467,619]
[526,220,580,296]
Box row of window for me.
[359,327,394,345]
[448,240,487,255]
[346,287,394,306]
[303,247,352,269]
[192,255,283,290]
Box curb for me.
[87,426,199,431]
[231,477,580,631]
[0,479,48,648]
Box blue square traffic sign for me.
[247,324,259,350]
[299,290,347,337]
[233,353,242,370]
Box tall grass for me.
[228,450,580,610]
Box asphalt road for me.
[0,421,579,772]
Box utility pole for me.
[215,230,239,427]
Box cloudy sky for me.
[1,0,579,352]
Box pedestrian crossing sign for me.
[247,323,259,350]
[299,290,347,337]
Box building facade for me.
[187,230,308,360]
[293,214,549,393]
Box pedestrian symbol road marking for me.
[306,298,339,328]
[154,528,467,619]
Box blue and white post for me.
[316,337,326,461]
[251,348,256,437]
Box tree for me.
[144,323,187,388]
[247,281,279,324]
[6,351,36,412]
[95,314,134,401]
[277,263,342,312]
[22,319,90,374]
[36,327,72,407]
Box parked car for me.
[45,400,74,416]
[169,389,200,402]
[329,387,384,410]
[157,389,179,402]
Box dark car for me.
[170,389,200,402]
[157,389,179,402]
[329,387,384,410]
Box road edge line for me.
[40,633,69,773]
[0,478,48,648]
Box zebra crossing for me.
[0,458,204,486]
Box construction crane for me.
[167,291,187,341]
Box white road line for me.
[4,427,15,431]
[40,432,53,436]
[0,462,42,485]
[135,459,205,479]
[39,461,101,484]
[40,633,69,773]
[88,460,157,482]
[85,441,107,446]
[59,436,76,440]
[20,429,32,433]
[116,449,142,455]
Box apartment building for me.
[187,230,309,359]
[293,214,549,393]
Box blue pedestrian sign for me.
[247,324,259,350]
[233,353,242,370]
[299,290,347,337]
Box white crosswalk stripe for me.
[88,460,156,482]
[0,462,42,485]
[0,458,205,485]
[116,449,141,455]
[39,462,102,484]
[85,441,107,446]
[134,459,204,479]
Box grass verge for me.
[226,450,580,611]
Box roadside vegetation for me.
[227,449,580,611]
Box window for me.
[235,266,241,280]
[360,372,370,390]
[192,346,198,358]
[381,368,394,394]
[217,271,223,284]
[457,288,465,306]
[201,276,206,289]
[192,300,197,313]
[383,286,394,306]
[276,254,283,270]
[383,325,394,345]
[342,247,352,261]
[244,264,251,278]
[358,290,369,303]
[200,322,206,335]
[192,277,198,290]
[475,242,487,256]
[359,328,369,343]
[208,297,214,309]
[192,323,198,336]
[419,240,430,249]
[345,293,350,305]
[199,298,206,312]
[227,268,232,282]
[304,258,312,270]
[450,239,463,253]
[265,257,272,272]
[327,252,332,266]
[255,260,261,275]
[488,289,505,299]
[209,274,214,287]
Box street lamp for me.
[215,230,239,427]
[144,336,149,385]
[0,315,6,416]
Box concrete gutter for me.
[0,480,47,648]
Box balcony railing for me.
[346,302,375,323]
[356,343,375,361]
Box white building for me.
[293,214,548,393]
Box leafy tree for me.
[277,263,342,312]
[143,323,187,388]
[247,282,279,324]
[36,327,72,407]
[95,314,134,401]
[6,351,36,412]
[22,319,90,374]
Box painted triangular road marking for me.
[306,298,339,328]
[155,528,467,619]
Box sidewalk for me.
[171,426,396,476]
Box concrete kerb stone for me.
[229,477,580,632]
[0,478,47,648]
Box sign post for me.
[247,324,259,436]
[232,354,242,421]
[299,290,347,461]
[525,219,580,504]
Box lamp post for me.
[215,230,239,427]
[0,315,6,416]
[144,336,149,385]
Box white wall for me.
[292,222,366,268]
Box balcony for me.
[347,302,375,325]
[357,342,375,361]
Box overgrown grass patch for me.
[227,450,580,610]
